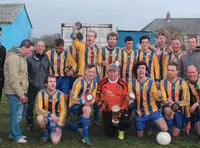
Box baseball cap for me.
[108,63,118,71]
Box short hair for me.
[106,32,118,41]
[85,64,96,70]
[188,35,198,42]
[140,35,150,44]
[86,30,97,38]
[124,36,133,43]
[171,37,181,42]
[20,39,34,48]
[55,38,64,47]
[158,32,166,38]
[0,27,2,32]
[44,75,56,84]
[134,61,148,77]
[168,62,179,70]
[186,64,198,72]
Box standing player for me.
[72,26,100,77]
[98,32,121,79]
[118,36,138,83]
[163,37,183,78]
[46,38,77,99]
[128,61,168,138]
[137,36,160,82]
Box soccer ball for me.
[156,132,171,145]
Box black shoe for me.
[91,120,101,127]
[197,136,200,144]
[27,124,34,131]
[39,132,49,144]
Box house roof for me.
[0,3,32,28]
[141,18,200,35]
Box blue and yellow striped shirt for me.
[35,89,66,126]
[46,49,77,77]
[69,77,97,107]
[118,48,138,83]
[128,78,160,117]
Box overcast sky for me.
[3,0,200,37]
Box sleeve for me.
[35,91,49,117]
[66,51,77,72]
[72,40,85,76]
[97,48,103,65]
[72,40,84,52]
[182,82,190,120]
[178,57,184,78]
[151,81,161,101]
[90,83,98,104]
[128,81,133,92]
[159,80,168,104]
[96,80,103,103]
[57,93,67,126]
[7,55,24,97]
[120,82,128,110]
[70,78,83,105]
[153,55,160,82]
[162,54,168,79]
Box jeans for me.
[7,94,26,141]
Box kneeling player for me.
[35,75,66,144]
[160,62,190,138]
[67,64,97,146]
[186,65,200,143]
[128,61,168,138]
[96,64,128,140]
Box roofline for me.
[141,19,156,31]
[23,5,33,28]
[117,30,154,33]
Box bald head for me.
[186,65,198,83]
[36,40,45,55]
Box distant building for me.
[117,30,156,50]
[141,12,200,47]
[0,3,32,50]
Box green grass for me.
[0,94,199,148]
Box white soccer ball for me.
[156,132,171,145]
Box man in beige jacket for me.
[4,39,34,143]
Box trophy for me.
[129,92,135,100]
[111,105,121,127]
[115,60,120,67]
[75,22,82,30]
[86,94,93,102]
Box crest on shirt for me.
[116,85,120,90]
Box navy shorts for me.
[193,108,200,123]
[69,104,83,116]
[173,112,183,129]
[46,117,62,133]
[56,76,70,95]
[135,111,163,131]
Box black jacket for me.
[27,51,49,90]
[0,45,6,88]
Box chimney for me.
[166,12,171,23]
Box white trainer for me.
[16,138,27,143]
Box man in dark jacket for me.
[179,35,200,79]
[0,27,6,100]
[26,40,49,131]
